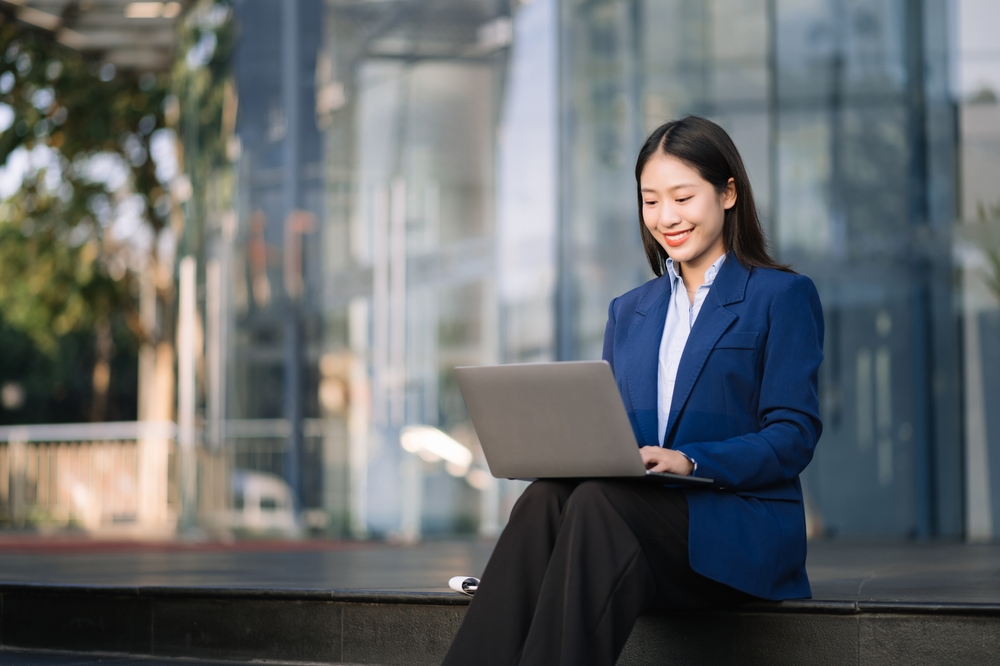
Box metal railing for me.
[0,419,336,535]
[0,421,176,533]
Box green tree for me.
[0,12,168,421]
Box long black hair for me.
[635,116,790,277]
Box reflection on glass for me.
[166,0,995,542]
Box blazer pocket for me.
[714,331,759,350]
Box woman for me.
[442,116,824,666]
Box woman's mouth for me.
[664,229,692,247]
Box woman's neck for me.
[677,249,726,302]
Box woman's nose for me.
[658,203,680,227]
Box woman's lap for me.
[442,479,749,665]
[521,479,743,610]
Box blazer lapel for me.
[662,255,750,446]
[626,273,672,447]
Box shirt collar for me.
[665,252,727,287]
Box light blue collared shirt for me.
[656,253,727,456]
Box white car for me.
[226,470,302,538]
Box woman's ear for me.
[722,177,737,210]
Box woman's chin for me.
[665,247,697,265]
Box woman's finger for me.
[649,459,671,473]
[641,447,672,472]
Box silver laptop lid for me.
[455,361,648,479]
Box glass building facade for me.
[176,0,1000,540]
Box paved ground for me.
[0,537,997,665]
[0,649,266,665]
[806,540,1000,605]
[0,536,493,593]
[0,534,998,605]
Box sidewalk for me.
[0,536,997,665]
[0,534,997,604]
[0,648,257,665]
[0,535,492,593]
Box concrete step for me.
[1,583,998,666]
[0,647,259,665]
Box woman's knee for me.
[556,481,644,548]
[511,479,577,515]
[562,480,657,522]
[564,480,618,513]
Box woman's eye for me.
[676,196,692,203]
[644,200,657,206]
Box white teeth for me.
[667,230,691,240]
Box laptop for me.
[454,361,714,487]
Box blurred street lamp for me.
[1,382,25,411]
[400,425,473,478]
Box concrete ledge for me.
[1,584,999,665]
[0,582,472,605]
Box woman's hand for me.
[639,446,694,476]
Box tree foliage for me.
[0,317,138,425]
[0,14,169,351]
[0,12,169,419]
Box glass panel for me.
[319,0,510,537]
[557,0,961,537]
[955,0,1000,540]
[184,0,976,540]
[776,0,961,538]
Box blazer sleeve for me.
[602,297,619,374]
[675,274,824,491]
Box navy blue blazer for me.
[602,253,824,600]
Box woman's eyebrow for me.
[640,184,696,193]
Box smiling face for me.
[640,151,736,281]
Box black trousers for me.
[442,479,749,666]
